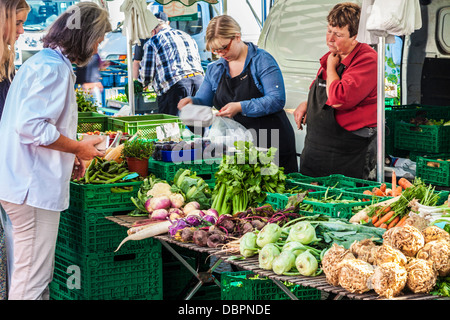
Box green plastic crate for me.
[49,241,162,300]
[221,271,321,300]
[69,180,142,213]
[57,208,153,254]
[108,114,183,139]
[395,122,450,153]
[287,173,381,191]
[77,112,109,133]
[148,157,221,183]
[299,189,381,219]
[416,154,450,186]
[386,104,450,155]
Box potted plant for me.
[121,138,154,177]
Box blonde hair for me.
[0,0,29,82]
[205,15,241,51]
[43,2,112,66]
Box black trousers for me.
[157,75,204,116]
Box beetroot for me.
[193,229,208,247]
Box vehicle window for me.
[169,4,203,36]
[24,0,76,31]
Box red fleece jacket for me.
[313,42,378,131]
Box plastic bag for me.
[179,104,214,127]
[205,115,254,149]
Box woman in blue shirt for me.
[178,15,297,173]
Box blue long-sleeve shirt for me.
[191,42,286,117]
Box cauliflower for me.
[321,243,355,286]
[406,258,438,294]
[372,243,407,267]
[338,259,374,294]
[371,262,407,299]
[147,182,173,198]
[422,225,450,244]
[382,225,424,257]
[416,240,450,276]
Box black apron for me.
[213,67,298,173]
[299,64,375,179]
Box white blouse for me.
[0,48,77,212]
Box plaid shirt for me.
[140,26,204,96]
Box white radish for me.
[115,220,172,252]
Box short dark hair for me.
[327,2,361,38]
[42,2,111,66]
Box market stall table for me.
[106,215,446,301]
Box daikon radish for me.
[115,220,172,252]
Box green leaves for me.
[212,141,287,215]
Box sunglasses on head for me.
[212,38,234,54]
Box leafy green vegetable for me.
[170,168,212,209]
[212,141,286,215]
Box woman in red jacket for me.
[294,2,377,180]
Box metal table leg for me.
[158,239,222,300]
[272,279,299,300]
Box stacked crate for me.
[49,181,163,300]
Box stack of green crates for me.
[50,180,163,300]
[221,271,321,300]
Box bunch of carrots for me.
[362,172,412,198]
[364,173,414,229]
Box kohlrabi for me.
[256,223,282,248]
[259,243,281,270]
[239,232,259,258]
[272,251,296,275]
[295,250,319,276]
[287,221,319,245]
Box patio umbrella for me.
[120,0,159,114]
[357,0,422,182]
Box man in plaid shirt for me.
[140,17,204,115]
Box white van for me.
[257,0,450,156]
[15,0,78,66]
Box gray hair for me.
[42,2,112,66]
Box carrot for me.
[387,216,400,229]
[372,215,379,224]
[380,223,388,229]
[380,183,387,193]
[392,185,403,197]
[396,215,409,227]
[372,188,385,197]
[374,211,395,227]
[382,206,392,213]
[392,171,397,193]
[385,189,393,196]
[363,190,373,196]
[398,178,413,190]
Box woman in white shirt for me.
[0,2,111,300]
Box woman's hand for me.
[72,156,86,180]
[327,52,341,70]
[177,97,193,110]
[294,101,307,130]
[217,102,242,118]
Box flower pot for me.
[126,157,149,177]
